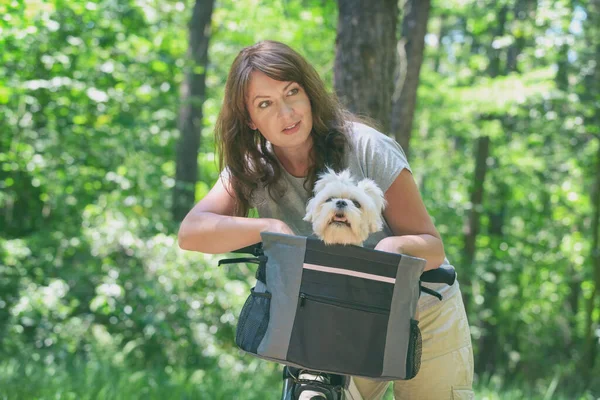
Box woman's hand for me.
[260,218,295,235]
[374,235,443,270]
[374,236,404,254]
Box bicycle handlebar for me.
[231,242,263,256]
[420,267,456,286]
[227,241,456,286]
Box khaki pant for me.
[347,292,474,400]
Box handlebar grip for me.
[231,242,263,255]
[420,266,456,285]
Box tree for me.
[584,141,600,381]
[172,0,215,222]
[334,0,398,134]
[506,0,536,73]
[391,0,432,157]
[462,135,489,315]
[581,0,600,382]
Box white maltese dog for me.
[304,168,386,246]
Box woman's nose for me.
[278,102,294,118]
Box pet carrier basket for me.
[219,232,455,381]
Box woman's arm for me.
[177,175,293,254]
[375,169,445,271]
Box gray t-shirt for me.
[230,122,458,311]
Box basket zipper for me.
[299,293,390,315]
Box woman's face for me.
[246,71,313,156]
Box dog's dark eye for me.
[352,200,361,208]
[326,197,334,202]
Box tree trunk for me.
[506,0,535,73]
[334,0,398,134]
[469,15,481,57]
[582,0,600,384]
[583,142,600,381]
[487,5,508,78]
[433,13,448,74]
[476,179,507,375]
[390,0,431,157]
[555,43,570,90]
[462,135,490,313]
[172,0,214,222]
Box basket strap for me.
[419,284,443,300]
[218,255,268,285]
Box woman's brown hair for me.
[215,40,353,217]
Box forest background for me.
[1,0,600,398]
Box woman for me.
[178,40,474,400]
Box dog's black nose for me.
[336,200,347,208]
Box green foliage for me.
[0,352,282,399]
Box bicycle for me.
[281,366,348,400]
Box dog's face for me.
[304,169,386,246]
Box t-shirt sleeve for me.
[353,123,412,193]
[219,167,230,181]
[218,166,265,209]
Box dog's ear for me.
[313,178,327,197]
[313,168,336,195]
[358,178,386,213]
[338,169,352,181]
[303,196,317,223]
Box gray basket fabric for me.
[240,232,426,381]
[256,233,307,359]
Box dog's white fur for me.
[304,168,386,246]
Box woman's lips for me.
[282,121,301,134]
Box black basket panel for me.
[287,294,388,377]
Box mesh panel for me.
[413,324,422,376]
[235,288,271,353]
[406,320,422,379]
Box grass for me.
[0,355,597,400]
[0,353,282,400]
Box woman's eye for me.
[287,87,299,96]
[352,200,361,208]
[259,101,271,109]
